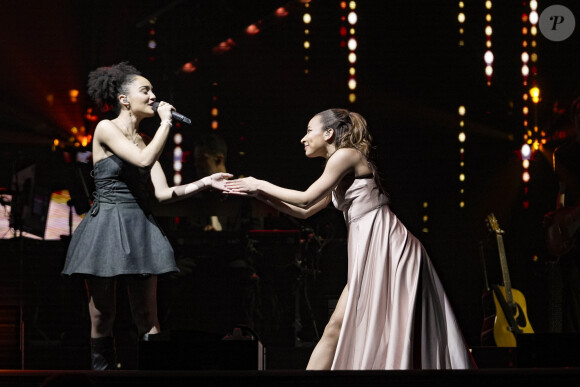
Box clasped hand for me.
[206,172,234,191]
[224,177,259,196]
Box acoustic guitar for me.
[486,213,534,347]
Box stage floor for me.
[2,368,580,387]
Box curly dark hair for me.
[87,62,141,114]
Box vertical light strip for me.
[147,19,157,63]
[422,202,429,234]
[521,1,530,207]
[173,131,183,185]
[211,82,219,131]
[458,106,466,208]
[484,1,494,85]
[457,2,467,209]
[347,1,357,104]
[521,0,540,208]
[303,1,312,75]
[458,1,465,46]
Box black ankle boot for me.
[90,336,117,370]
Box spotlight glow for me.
[348,12,357,25]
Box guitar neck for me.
[495,234,514,305]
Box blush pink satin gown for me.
[330,175,475,369]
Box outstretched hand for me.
[225,177,260,196]
[205,172,234,191]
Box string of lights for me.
[520,0,542,208]
[302,0,311,75]
[484,1,494,85]
[341,1,358,104]
[457,2,467,210]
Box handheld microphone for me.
[152,102,192,125]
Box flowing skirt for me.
[331,205,475,369]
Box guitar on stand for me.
[486,213,534,347]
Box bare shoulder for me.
[328,148,364,165]
[94,119,116,138]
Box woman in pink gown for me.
[226,108,475,370]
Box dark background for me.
[1,0,580,356]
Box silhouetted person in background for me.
[547,96,580,332]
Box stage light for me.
[458,106,466,116]
[246,24,260,35]
[173,133,182,145]
[348,12,357,25]
[521,143,531,159]
[529,11,538,25]
[458,132,466,142]
[521,65,529,76]
[522,171,530,183]
[173,174,182,185]
[348,37,357,50]
[523,159,530,169]
[521,52,529,63]
[69,89,79,103]
[459,173,465,182]
[484,50,494,64]
[148,40,156,50]
[485,66,493,77]
[485,26,493,36]
[173,147,182,159]
[275,7,288,17]
[458,13,465,23]
[529,86,540,103]
[304,41,310,49]
[349,93,356,103]
[182,62,196,73]
[348,52,357,63]
[303,13,311,24]
[348,78,357,90]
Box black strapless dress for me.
[62,155,177,277]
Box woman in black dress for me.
[62,62,231,370]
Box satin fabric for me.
[330,176,475,369]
